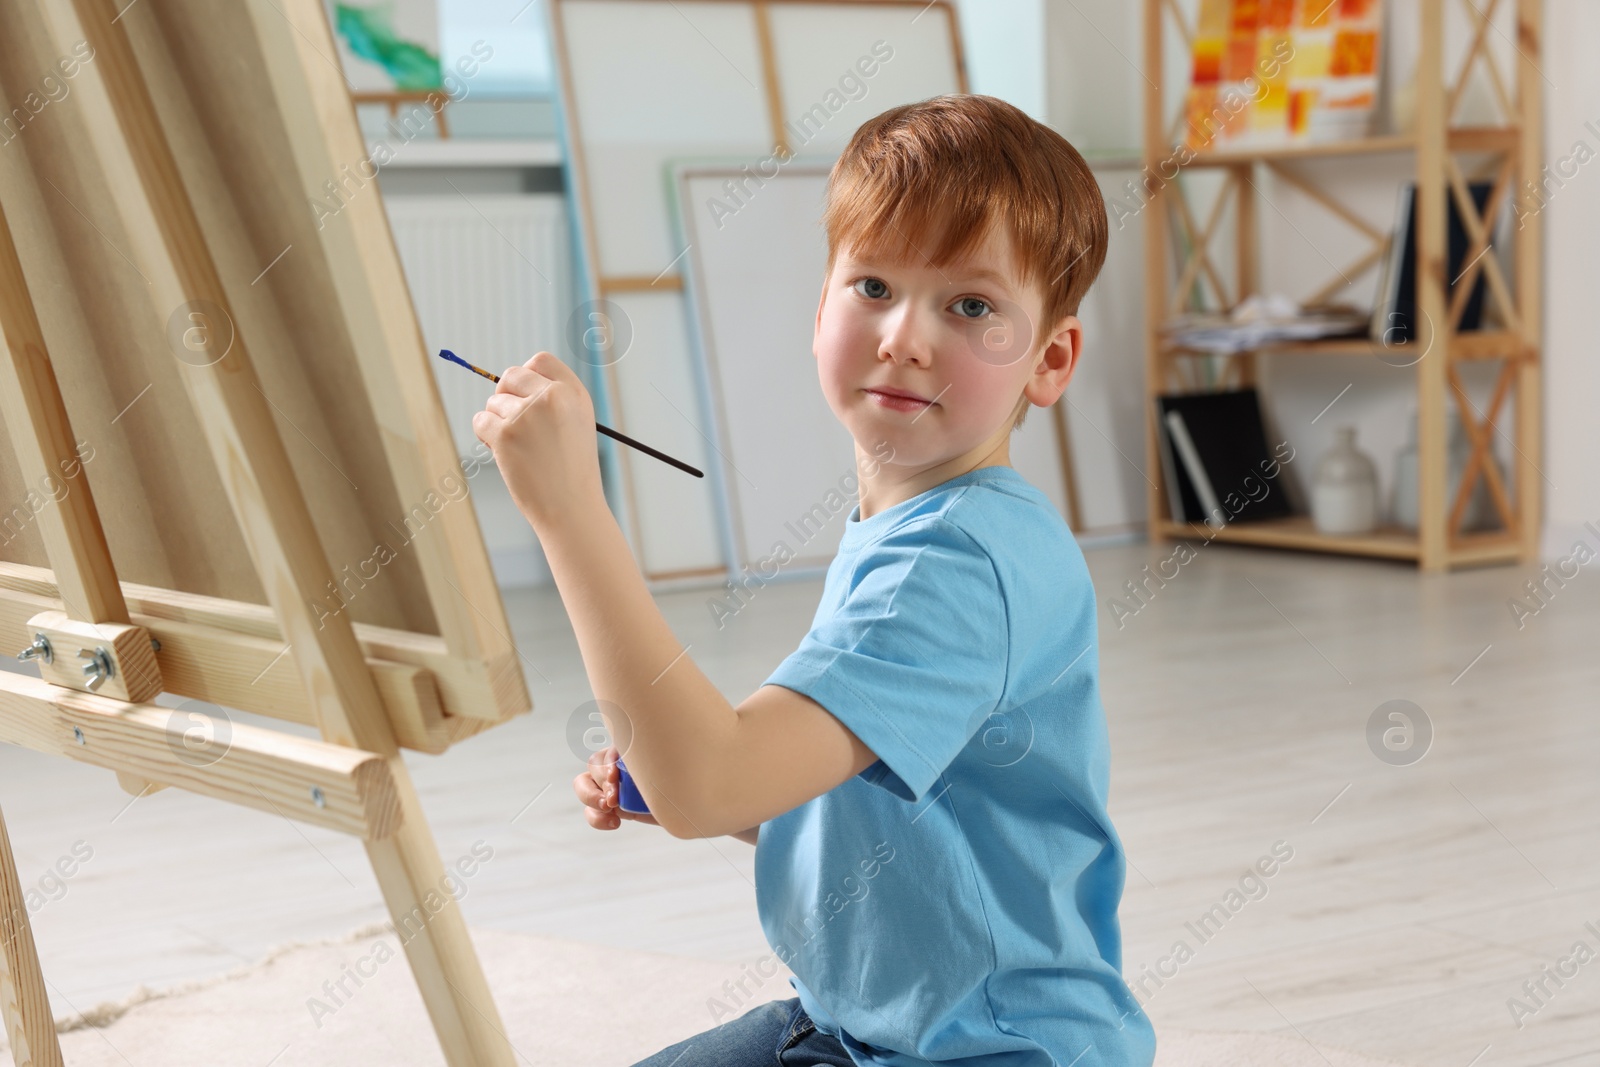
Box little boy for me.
[481,94,1152,1066]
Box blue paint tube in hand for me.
[614,756,650,814]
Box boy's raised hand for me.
[574,744,660,830]
[472,351,604,534]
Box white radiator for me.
[385,193,574,463]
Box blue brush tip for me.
[438,348,468,369]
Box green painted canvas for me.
[334,2,443,89]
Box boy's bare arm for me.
[728,826,760,845]
[536,494,878,839]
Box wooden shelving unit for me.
[1140,0,1543,572]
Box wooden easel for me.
[0,1,530,1063]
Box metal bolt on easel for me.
[78,646,114,692]
[16,632,52,665]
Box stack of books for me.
[1156,388,1294,530]
[1164,294,1368,355]
[1368,179,1494,344]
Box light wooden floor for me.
[1,538,1596,1065]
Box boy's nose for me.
[879,305,934,367]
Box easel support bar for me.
[0,564,526,729]
[0,587,483,755]
[0,670,402,840]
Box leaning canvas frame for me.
[547,0,970,588]
[0,1,531,1065]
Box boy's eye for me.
[952,296,991,319]
[852,277,889,299]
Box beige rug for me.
[0,925,1416,1066]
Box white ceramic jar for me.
[1311,426,1379,535]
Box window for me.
[440,0,556,97]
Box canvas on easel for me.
[0,1,531,1064]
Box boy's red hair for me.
[822,94,1109,427]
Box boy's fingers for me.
[525,350,577,385]
[496,365,538,396]
[574,770,612,810]
[497,356,572,400]
[587,747,621,789]
[484,392,525,420]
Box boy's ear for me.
[1023,314,1083,408]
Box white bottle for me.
[1311,426,1379,535]
[1391,407,1494,532]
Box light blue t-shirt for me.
[756,464,1155,1067]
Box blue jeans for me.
[628,996,856,1067]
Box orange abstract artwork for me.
[1183,0,1384,150]
[1330,29,1378,77]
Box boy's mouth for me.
[863,387,933,411]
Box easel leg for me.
[366,761,517,1067]
[0,803,64,1067]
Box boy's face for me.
[813,222,1080,474]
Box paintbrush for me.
[437,349,704,479]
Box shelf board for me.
[1156,516,1523,566]
[1161,335,1380,358]
[1166,127,1518,168]
[1157,516,1420,559]
[1160,329,1529,361]
[1452,330,1532,360]
[1446,533,1524,566]
[1175,134,1417,167]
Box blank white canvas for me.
[600,288,727,577]
[677,166,852,576]
[560,2,774,275]
[766,4,962,156]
